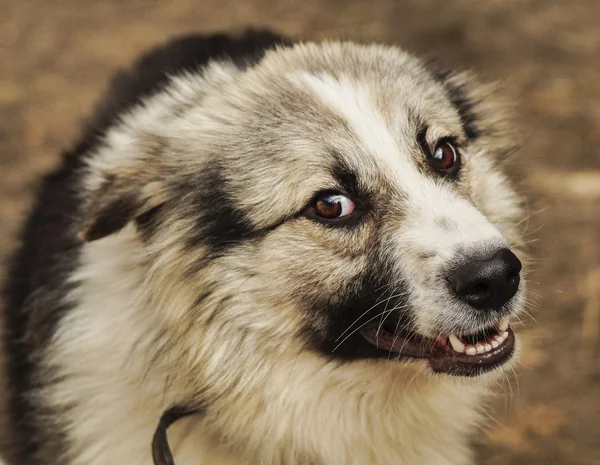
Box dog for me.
[2,30,527,465]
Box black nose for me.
[448,248,522,311]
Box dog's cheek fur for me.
[467,155,524,249]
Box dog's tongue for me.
[359,327,436,358]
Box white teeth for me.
[452,325,511,357]
[498,317,509,332]
[449,334,465,353]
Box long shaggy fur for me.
[2,30,526,465]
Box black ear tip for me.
[78,225,112,242]
[79,192,140,242]
[78,214,130,242]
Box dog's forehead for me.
[216,44,466,216]
[260,41,463,131]
[244,43,465,177]
[167,43,476,229]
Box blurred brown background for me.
[1,0,599,464]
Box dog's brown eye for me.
[314,194,355,219]
[431,141,459,174]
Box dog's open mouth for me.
[359,317,515,376]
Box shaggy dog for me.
[2,30,526,465]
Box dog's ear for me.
[79,172,168,242]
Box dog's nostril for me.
[468,281,489,297]
[449,248,521,311]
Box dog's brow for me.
[329,156,362,198]
[430,70,479,141]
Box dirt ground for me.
[1,0,599,464]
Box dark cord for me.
[152,406,202,465]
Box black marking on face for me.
[416,124,432,173]
[432,70,480,141]
[184,166,293,268]
[304,255,414,361]
[189,166,254,258]
[329,157,362,200]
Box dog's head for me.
[80,42,526,394]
